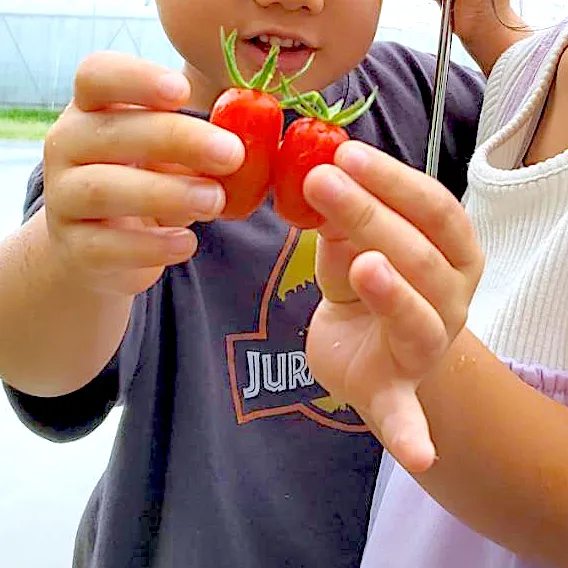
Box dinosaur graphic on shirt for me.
[226,228,367,432]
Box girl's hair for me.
[491,0,530,31]
[491,0,555,32]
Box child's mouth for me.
[246,35,307,53]
[242,35,315,75]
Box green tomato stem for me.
[220,27,280,92]
[249,44,280,91]
[280,83,378,128]
[221,28,248,89]
[267,52,316,95]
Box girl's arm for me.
[416,40,568,568]
[415,329,568,566]
[305,46,568,566]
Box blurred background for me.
[0,1,566,567]
[0,0,481,110]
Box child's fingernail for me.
[306,168,349,209]
[362,255,393,294]
[337,144,369,174]
[148,227,192,254]
[187,183,224,215]
[157,73,189,101]
[208,131,243,165]
[323,170,349,201]
[393,431,436,474]
[165,229,193,254]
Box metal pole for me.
[425,0,454,178]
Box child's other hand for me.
[43,51,244,296]
[304,142,483,473]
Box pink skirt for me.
[361,360,567,568]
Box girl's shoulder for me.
[476,19,568,148]
[524,28,568,165]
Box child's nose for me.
[254,0,324,15]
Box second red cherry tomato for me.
[273,117,349,230]
[274,87,377,229]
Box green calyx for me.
[219,26,375,126]
[220,27,314,94]
[221,27,279,91]
[280,83,378,128]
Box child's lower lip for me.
[239,40,315,77]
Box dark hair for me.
[491,0,530,31]
[491,0,557,32]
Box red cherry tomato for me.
[211,89,283,220]
[273,117,349,229]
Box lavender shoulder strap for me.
[499,20,567,129]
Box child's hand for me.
[304,142,483,473]
[43,51,244,296]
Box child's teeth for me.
[257,35,301,49]
[279,38,295,48]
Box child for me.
[0,1,523,567]
[305,12,568,568]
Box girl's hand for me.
[304,141,484,473]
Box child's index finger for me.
[334,141,479,273]
[73,51,191,112]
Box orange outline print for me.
[226,228,368,433]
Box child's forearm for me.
[0,208,132,397]
[457,6,532,76]
[414,329,568,566]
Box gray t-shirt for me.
[5,41,484,568]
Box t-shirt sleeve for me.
[2,162,155,443]
[3,359,119,443]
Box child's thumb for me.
[370,384,437,474]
